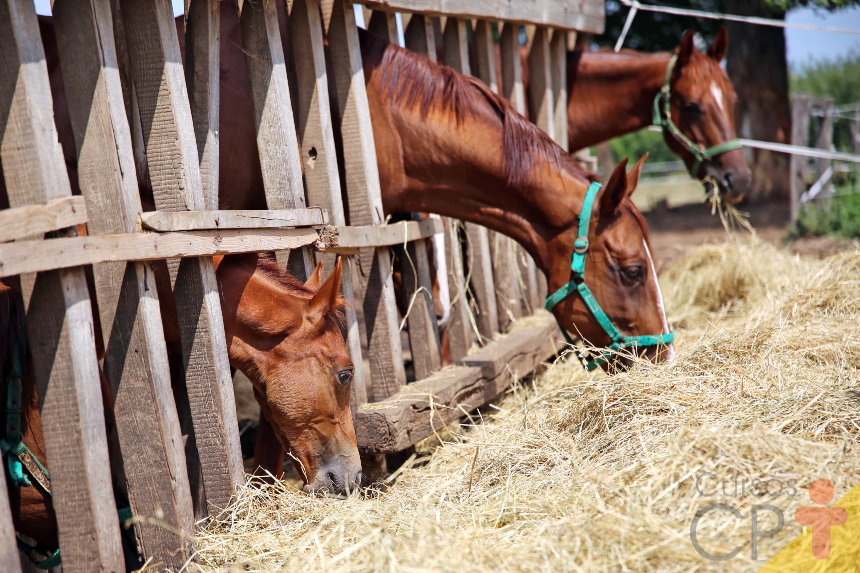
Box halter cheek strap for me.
[653,54,742,178]
[544,181,675,371]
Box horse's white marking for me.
[643,239,675,362]
[710,81,725,113]
[430,214,451,327]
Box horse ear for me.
[707,27,728,62]
[677,30,695,67]
[599,158,629,219]
[304,261,324,290]
[624,153,648,197]
[309,257,343,322]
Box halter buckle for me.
[573,237,589,254]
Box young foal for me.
[566,28,751,202]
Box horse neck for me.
[566,50,671,151]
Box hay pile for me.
[193,239,860,572]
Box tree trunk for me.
[725,0,792,203]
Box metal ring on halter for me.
[573,237,589,254]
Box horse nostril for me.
[327,471,338,486]
[723,171,735,190]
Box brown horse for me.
[565,28,751,201]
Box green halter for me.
[653,54,742,178]
[544,181,675,371]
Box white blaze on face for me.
[710,81,725,113]
[643,239,675,362]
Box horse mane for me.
[253,254,348,321]
[360,30,592,188]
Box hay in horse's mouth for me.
[193,239,860,572]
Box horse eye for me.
[337,369,354,386]
[621,266,643,282]
[682,102,702,115]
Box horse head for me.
[547,156,674,370]
[218,255,361,495]
[664,27,750,203]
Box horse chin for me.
[302,468,363,497]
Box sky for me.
[32,0,860,65]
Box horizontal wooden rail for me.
[0,196,87,242]
[0,228,319,277]
[357,0,605,33]
[140,207,329,231]
[316,217,443,254]
[353,311,563,453]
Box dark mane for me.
[360,30,592,188]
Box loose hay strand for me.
[194,240,860,572]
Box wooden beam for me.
[293,0,367,410]
[121,0,246,519]
[354,312,562,453]
[317,219,442,252]
[0,228,320,278]
[53,0,199,563]
[790,95,810,220]
[550,29,568,153]
[0,0,124,570]
[403,13,436,57]
[325,0,406,402]
[0,197,87,243]
[184,0,220,210]
[140,208,328,231]
[367,9,398,43]
[239,0,314,277]
[355,0,605,33]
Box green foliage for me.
[793,170,860,238]
[605,129,678,165]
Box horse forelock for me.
[362,31,589,188]
[254,254,348,322]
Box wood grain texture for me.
[464,223,499,341]
[0,462,21,573]
[121,0,245,519]
[403,13,436,58]
[442,218,473,362]
[550,29,568,152]
[140,207,328,231]
[325,0,405,402]
[355,0,605,33]
[354,312,561,452]
[316,219,442,252]
[290,0,367,411]
[367,9,398,42]
[0,228,320,278]
[0,197,87,243]
[0,1,124,570]
[239,0,313,278]
[790,95,810,219]
[184,0,220,209]
[53,0,197,563]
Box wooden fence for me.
[0,0,603,569]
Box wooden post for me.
[813,98,835,200]
[550,29,568,153]
[324,0,406,401]
[473,19,521,332]
[184,0,220,210]
[0,1,125,570]
[790,95,810,220]
[0,463,20,573]
[239,0,314,278]
[52,0,198,563]
[500,22,539,315]
[121,0,244,519]
[404,13,436,56]
[443,17,498,342]
[291,0,367,409]
[367,10,398,43]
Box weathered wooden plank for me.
[239,0,314,277]
[367,9,398,42]
[0,461,21,573]
[0,228,320,279]
[317,218,441,252]
[184,0,220,210]
[354,312,561,452]
[140,207,328,231]
[0,197,87,243]
[0,1,124,570]
[53,0,197,563]
[291,0,367,411]
[355,0,605,33]
[121,0,246,518]
[442,218,473,361]
[550,29,568,153]
[403,13,436,57]
[444,17,498,342]
[528,26,554,141]
[790,95,810,220]
[325,0,406,402]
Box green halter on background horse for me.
[544,182,675,370]
[653,54,742,177]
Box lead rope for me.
[544,182,675,370]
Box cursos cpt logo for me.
[689,474,848,562]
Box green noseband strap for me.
[544,182,675,371]
[653,54,742,177]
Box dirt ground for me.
[643,199,858,273]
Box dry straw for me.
[191,238,860,572]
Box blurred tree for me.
[595,0,859,203]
